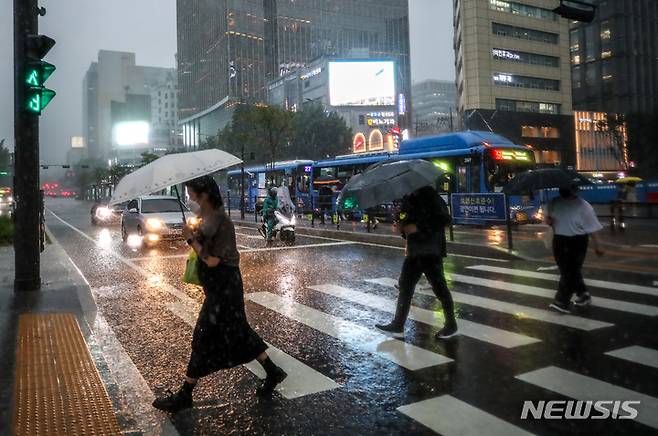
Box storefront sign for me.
[492,49,521,61]
[451,193,507,222]
[300,67,322,80]
[353,132,366,153]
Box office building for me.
[177,0,411,148]
[412,80,457,137]
[570,0,658,115]
[454,0,575,166]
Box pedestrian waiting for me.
[546,183,605,314]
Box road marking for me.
[245,292,452,370]
[468,265,658,297]
[241,241,355,253]
[397,395,534,436]
[605,346,658,370]
[537,265,558,271]
[448,273,658,317]
[367,277,613,331]
[640,244,658,248]
[309,284,540,349]
[166,302,340,399]
[517,366,658,430]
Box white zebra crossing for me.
[308,283,540,349]
[447,273,658,317]
[517,366,658,430]
[245,291,452,370]
[605,346,658,370]
[398,395,534,436]
[166,301,340,399]
[365,278,613,331]
[467,265,658,297]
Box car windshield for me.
[140,199,187,214]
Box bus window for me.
[457,166,467,192]
[297,175,311,193]
[470,155,481,193]
[485,149,535,192]
[337,166,353,185]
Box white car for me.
[120,195,195,246]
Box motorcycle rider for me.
[262,187,279,246]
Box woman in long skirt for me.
[152,176,287,413]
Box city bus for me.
[310,131,538,222]
[226,160,314,213]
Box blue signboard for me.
[451,193,507,222]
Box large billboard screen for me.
[329,60,395,107]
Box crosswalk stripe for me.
[605,346,658,370]
[166,301,340,399]
[366,278,614,331]
[397,395,534,436]
[397,395,532,436]
[448,273,658,317]
[516,366,658,430]
[309,284,540,349]
[245,292,452,370]
[468,265,658,297]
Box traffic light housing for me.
[24,34,56,114]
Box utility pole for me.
[14,0,56,291]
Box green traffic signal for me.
[26,61,55,87]
[26,88,56,113]
[24,34,56,115]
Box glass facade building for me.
[177,0,411,147]
[570,0,658,115]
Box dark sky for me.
[0,0,454,163]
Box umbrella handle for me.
[173,184,187,224]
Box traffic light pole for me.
[14,0,41,291]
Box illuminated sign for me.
[71,136,84,148]
[398,93,406,115]
[367,111,395,118]
[113,121,150,146]
[328,60,395,106]
[300,67,322,80]
[367,118,395,126]
[353,132,366,153]
[492,149,531,161]
[493,73,513,83]
[492,49,521,61]
[304,166,312,173]
[368,129,384,151]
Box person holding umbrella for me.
[152,176,287,413]
[375,185,458,339]
[546,183,604,313]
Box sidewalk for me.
[227,210,658,274]
[0,238,125,435]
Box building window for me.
[602,59,614,81]
[496,98,561,114]
[493,73,560,91]
[489,0,557,21]
[492,22,558,44]
[492,48,559,67]
[600,21,611,40]
[585,25,597,62]
[601,50,612,59]
[522,126,560,138]
[572,65,582,88]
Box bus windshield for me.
[485,148,535,192]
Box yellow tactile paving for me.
[12,313,122,436]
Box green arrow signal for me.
[26,88,56,114]
[25,61,55,86]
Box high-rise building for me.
[412,80,457,137]
[82,51,176,164]
[454,0,575,166]
[570,0,658,115]
[177,0,411,148]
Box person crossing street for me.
[546,183,605,314]
[262,187,279,247]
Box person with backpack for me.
[375,185,458,339]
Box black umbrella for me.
[337,159,444,210]
[503,168,592,195]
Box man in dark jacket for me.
[375,185,458,339]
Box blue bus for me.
[226,160,314,212]
[311,131,538,222]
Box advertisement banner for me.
[450,193,507,222]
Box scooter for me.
[258,207,296,246]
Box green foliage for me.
[0,139,10,171]
[140,152,159,165]
[0,215,13,245]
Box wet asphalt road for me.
[44,198,658,436]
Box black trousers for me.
[553,234,589,305]
[392,256,456,328]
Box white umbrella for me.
[109,149,242,218]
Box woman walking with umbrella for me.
[152,175,287,413]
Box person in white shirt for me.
[546,184,605,313]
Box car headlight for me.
[7,196,12,203]
[96,206,112,219]
[145,218,164,231]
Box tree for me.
[252,105,294,168]
[140,151,159,165]
[0,139,10,171]
[595,114,627,170]
[288,103,352,160]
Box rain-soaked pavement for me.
[44,198,658,435]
